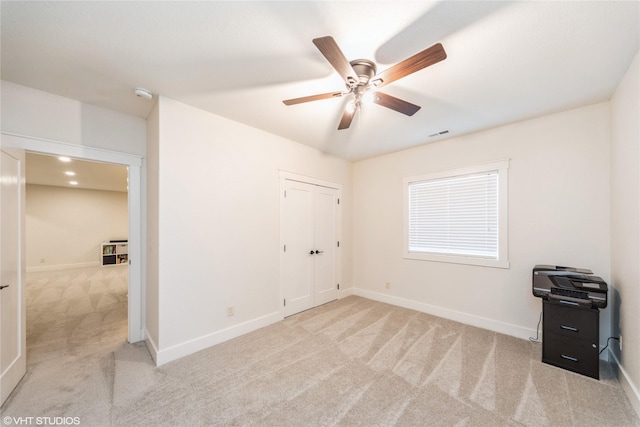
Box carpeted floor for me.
[2,266,639,426]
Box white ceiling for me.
[2,1,639,161]
[26,152,128,192]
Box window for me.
[403,160,509,268]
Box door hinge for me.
[337,241,340,248]
[337,284,340,290]
[337,198,340,205]
[284,299,286,307]
[284,190,287,198]
[284,244,286,252]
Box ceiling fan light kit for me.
[283,36,447,130]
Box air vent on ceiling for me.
[428,130,450,137]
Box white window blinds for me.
[408,170,499,259]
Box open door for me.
[0,149,26,405]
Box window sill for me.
[403,251,510,269]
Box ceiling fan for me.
[283,36,447,130]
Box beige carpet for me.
[2,267,639,426]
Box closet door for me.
[314,186,338,306]
[282,179,339,317]
[282,180,315,317]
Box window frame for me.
[403,159,510,269]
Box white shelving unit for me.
[101,241,128,266]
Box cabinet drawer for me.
[543,301,598,341]
[542,331,599,379]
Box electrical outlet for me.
[227,306,235,317]
[385,282,391,289]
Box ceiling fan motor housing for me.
[349,59,377,85]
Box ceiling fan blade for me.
[338,106,356,130]
[373,43,447,89]
[283,91,344,106]
[372,92,421,116]
[313,36,359,86]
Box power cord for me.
[599,336,620,355]
[528,311,619,353]
[529,311,543,343]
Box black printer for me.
[532,265,608,309]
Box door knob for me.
[0,285,10,290]
[309,250,315,255]
[315,250,324,254]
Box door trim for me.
[279,171,342,191]
[1,132,144,343]
[278,170,342,317]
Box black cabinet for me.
[542,300,600,379]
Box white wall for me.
[610,50,640,414]
[1,81,146,156]
[148,96,352,364]
[26,184,128,270]
[353,103,611,344]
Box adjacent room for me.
[1,1,638,425]
[23,153,130,365]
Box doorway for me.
[1,133,143,343]
[25,152,130,364]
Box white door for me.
[1,150,26,405]
[282,179,339,317]
[313,186,338,306]
[282,180,315,316]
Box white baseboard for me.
[338,287,355,298]
[153,311,283,366]
[353,288,537,341]
[26,261,100,273]
[144,331,159,365]
[609,349,640,418]
[153,291,358,366]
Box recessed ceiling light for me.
[69,181,78,186]
[58,156,72,162]
[65,171,75,176]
